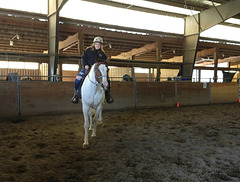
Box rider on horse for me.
[71,36,114,104]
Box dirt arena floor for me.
[1,103,240,182]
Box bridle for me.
[88,62,108,88]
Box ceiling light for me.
[9,33,20,46]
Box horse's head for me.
[94,63,108,90]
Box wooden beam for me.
[164,48,218,63]
[112,42,157,59]
[163,56,182,63]
[194,66,240,71]
[43,32,80,53]
[196,47,216,58]
[196,56,240,66]
[59,32,79,50]
[219,56,240,63]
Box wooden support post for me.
[198,69,201,82]
[148,68,151,82]
[131,55,135,80]
[58,49,63,81]
[156,41,162,82]
[77,32,84,72]
[214,48,219,82]
[58,62,62,81]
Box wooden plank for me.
[196,47,216,58]
[59,33,79,50]
[196,56,240,66]
[112,42,157,59]
[163,56,183,63]
[165,48,218,63]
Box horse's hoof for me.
[83,143,89,148]
[91,134,96,138]
[89,127,92,131]
[97,122,102,126]
[101,124,106,128]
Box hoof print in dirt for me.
[115,128,123,133]
[82,144,90,149]
[34,154,45,159]
[211,172,232,181]
[8,142,18,148]
[16,165,26,173]
[36,142,47,148]
[126,159,137,167]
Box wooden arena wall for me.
[0,82,239,117]
[211,83,239,103]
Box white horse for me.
[81,62,109,147]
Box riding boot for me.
[71,77,83,104]
[71,89,80,104]
[105,90,114,104]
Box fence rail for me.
[0,74,239,83]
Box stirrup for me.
[71,95,79,104]
[106,97,114,104]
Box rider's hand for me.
[85,65,90,70]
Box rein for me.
[87,74,99,87]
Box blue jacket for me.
[81,47,107,67]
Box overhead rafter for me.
[43,32,80,53]
[112,42,157,59]
[196,47,216,58]
[144,0,214,11]
[59,32,79,51]
[81,0,240,28]
[163,47,218,63]
[196,56,240,66]
[81,0,186,18]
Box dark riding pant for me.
[74,68,86,95]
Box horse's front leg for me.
[97,104,103,126]
[89,109,93,131]
[91,111,97,138]
[91,105,103,137]
[82,105,90,147]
